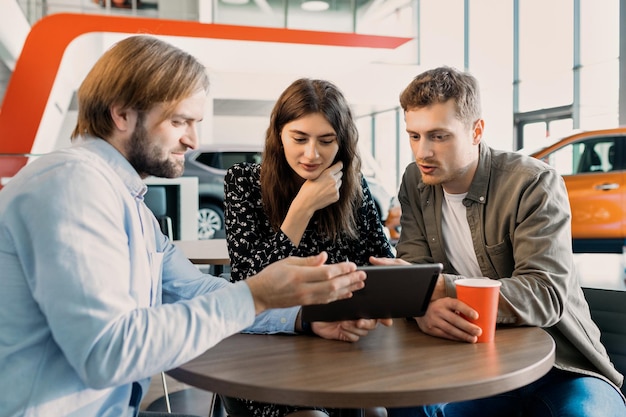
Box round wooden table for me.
[173,239,230,265]
[168,320,555,408]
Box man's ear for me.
[472,119,485,145]
[110,104,137,132]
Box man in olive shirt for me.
[372,66,625,417]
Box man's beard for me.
[127,117,184,179]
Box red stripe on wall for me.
[0,13,411,156]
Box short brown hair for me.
[71,35,209,140]
[399,66,481,127]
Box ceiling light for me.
[301,1,330,12]
[222,0,250,5]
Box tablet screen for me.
[301,263,442,322]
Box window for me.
[196,151,262,170]
[541,137,617,176]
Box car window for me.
[195,151,262,170]
[221,152,262,169]
[195,152,219,169]
[541,137,618,176]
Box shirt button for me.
[281,317,287,324]
[479,196,485,202]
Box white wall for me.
[211,115,267,146]
[33,33,106,153]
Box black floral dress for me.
[225,162,394,283]
[222,162,394,417]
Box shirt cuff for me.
[242,306,300,334]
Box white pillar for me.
[198,0,213,23]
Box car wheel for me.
[197,204,224,240]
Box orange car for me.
[530,128,625,252]
[385,128,626,252]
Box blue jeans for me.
[388,368,626,417]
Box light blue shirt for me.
[0,138,298,417]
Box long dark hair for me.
[261,78,362,240]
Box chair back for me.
[144,185,174,239]
[582,287,626,396]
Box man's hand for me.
[414,298,482,343]
[370,257,481,343]
[312,318,393,342]
[246,252,366,314]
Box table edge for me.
[168,327,556,408]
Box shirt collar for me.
[465,141,490,205]
[76,136,147,199]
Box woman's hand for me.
[312,318,393,342]
[369,256,410,266]
[281,161,344,245]
[295,161,344,214]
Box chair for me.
[582,287,626,396]
[143,186,228,415]
[144,186,173,239]
[142,187,182,413]
[145,387,224,417]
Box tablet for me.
[301,263,443,322]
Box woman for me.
[223,78,394,417]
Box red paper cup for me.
[455,279,502,343]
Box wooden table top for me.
[168,320,555,408]
[173,239,230,265]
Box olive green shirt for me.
[396,142,624,396]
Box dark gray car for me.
[183,145,263,239]
[183,144,391,239]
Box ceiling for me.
[5,0,419,120]
[214,0,406,23]
[83,25,417,118]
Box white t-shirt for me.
[441,190,482,277]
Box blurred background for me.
[1,0,625,290]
